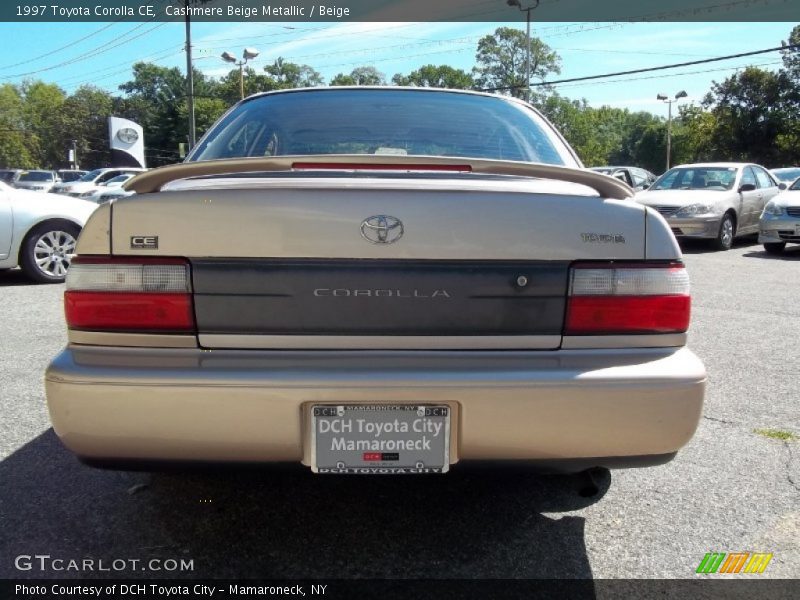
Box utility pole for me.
[506,0,540,103]
[184,0,196,149]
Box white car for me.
[759,176,800,254]
[83,174,137,202]
[50,167,145,198]
[13,170,59,193]
[0,181,97,282]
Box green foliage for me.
[4,25,800,171]
[473,27,560,98]
[391,64,474,89]
[331,66,386,86]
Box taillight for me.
[64,257,195,332]
[565,263,690,335]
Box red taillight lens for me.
[64,257,195,333]
[565,263,690,335]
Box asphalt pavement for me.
[0,239,797,581]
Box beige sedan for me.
[635,162,781,250]
[45,88,706,475]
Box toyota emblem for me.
[360,215,404,244]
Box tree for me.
[473,27,560,99]
[392,64,474,89]
[118,62,195,166]
[0,84,34,168]
[331,66,386,86]
[58,85,115,169]
[19,80,66,167]
[701,66,797,165]
[264,57,324,88]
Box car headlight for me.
[79,191,95,198]
[762,201,785,217]
[674,203,717,218]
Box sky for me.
[0,19,794,115]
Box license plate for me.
[310,405,450,474]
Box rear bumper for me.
[45,345,706,468]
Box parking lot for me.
[0,238,797,580]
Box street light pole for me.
[222,48,260,101]
[506,0,539,103]
[657,90,688,171]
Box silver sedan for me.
[635,162,781,250]
[759,176,800,254]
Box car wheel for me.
[712,213,735,251]
[763,242,785,255]
[19,220,80,283]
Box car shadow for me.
[678,236,759,254]
[0,269,39,287]
[742,245,800,261]
[0,429,607,582]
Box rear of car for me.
[14,170,58,193]
[45,88,705,474]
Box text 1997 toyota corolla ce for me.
[45,88,706,474]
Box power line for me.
[530,44,798,87]
[0,22,120,71]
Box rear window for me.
[17,171,54,182]
[188,89,576,166]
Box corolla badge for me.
[360,215,404,244]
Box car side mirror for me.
[739,183,756,192]
[778,182,787,190]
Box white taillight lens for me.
[570,267,690,296]
[66,263,190,293]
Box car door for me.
[0,185,12,260]
[753,166,779,206]
[737,166,760,232]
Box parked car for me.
[95,188,135,204]
[0,169,23,185]
[13,170,59,193]
[759,175,800,254]
[770,167,800,185]
[57,169,88,183]
[590,166,657,191]
[635,162,780,250]
[82,173,137,202]
[46,87,705,475]
[0,181,97,282]
[50,167,145,197]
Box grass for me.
[753,428,798,442]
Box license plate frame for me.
[310,404,451,474]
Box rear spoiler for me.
[124,155,634,200]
